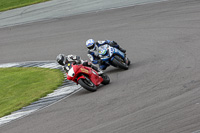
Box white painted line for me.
[0,63,19,68]
[0,109,37,125]
[38,63,60,69]
[192,130,200,133]
[46,85,81,98]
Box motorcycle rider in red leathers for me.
[56,54,103,75]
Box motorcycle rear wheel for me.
[101,73,110,85]
[78,76,97,92]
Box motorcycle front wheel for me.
[112,55,129,70]
[78,76,97,92]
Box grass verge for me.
[0,0,49,12]
[0,67,64,118]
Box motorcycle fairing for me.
[99,44,126,62]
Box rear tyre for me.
[78,76,97,92]
[101,74,110,85]
[112,55,129,70]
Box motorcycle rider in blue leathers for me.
[86,39,126,70]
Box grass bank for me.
[0,0,49,12]
[0,67,64,118]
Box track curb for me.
[0,61,81,126]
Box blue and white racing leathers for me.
[87,40,121,70]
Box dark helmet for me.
[56,54,67,66]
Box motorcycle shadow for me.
[76,83,112,95]
[104,63,134,74]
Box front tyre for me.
[101,74,110,85]
[78,76,97,92]
[127,57,131,66]
[112,55,129,70]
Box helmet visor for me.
[57,55,66,65]
[88,44,95,50]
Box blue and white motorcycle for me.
[98,44,130,70]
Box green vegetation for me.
[0,67,64,118]
[0,0,49,12]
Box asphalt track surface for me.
[1,0,200,132]
[0,0,167,28]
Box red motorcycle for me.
[66,63,110,92]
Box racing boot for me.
[97,70,104,76]
[91,65,104,75]
[110,41,126,53]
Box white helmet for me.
[86,39,96,50]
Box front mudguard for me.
[111,54,129,65]
[67,74,73,80]
[77,75,86,81]
[77,74,102,86]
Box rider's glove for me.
[83,60,92,66]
